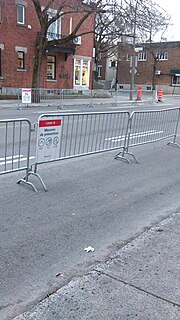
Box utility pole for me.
[129,0,137,101]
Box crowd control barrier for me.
[115,108,180,163]
[19,88,112,109]
[0,118,36,190]
[25,111,130,191]
[1,108,179,191]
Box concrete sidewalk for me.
[0,93,178,111]
[0,97,139,110]
[14,212,180,320]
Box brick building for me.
[117,41,180,94]
[0,0,95,92]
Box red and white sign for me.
[36,115,62,163]
[22,88,32,104]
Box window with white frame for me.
[109,60,117,68]
[138,52,147,61]
[172,74,180,86]
[97,65,102,78]
[156,52,168,60]
[17,4,25,24]
[126,53,130,61]
[47,10,62,41]
[74,58,90,87]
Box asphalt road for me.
[0,97,180,319]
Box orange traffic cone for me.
[157,89,163,102]
[136,86,142,100]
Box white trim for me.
[17,4,25,24]
[73,55,92,61]
[15,0,27,7]
[15,46,27,53]
[73,57,91,89]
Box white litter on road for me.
[84,246,95,253]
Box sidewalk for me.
[0,94,155,110]
[14,212,180,320]
[0,94,178,111]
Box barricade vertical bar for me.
[18,122,22,168]
[64,116,70,157]
[168,108,180,147]
[12,122,15,170]
[100,114,108,149]
[59,114,64,158]
[4,123,8,172]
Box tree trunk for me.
[32,32,46,102]
[152,60,157,91]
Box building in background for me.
[117,41,180,94]
[0,0,95,93]
[96,51,117,89]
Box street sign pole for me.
[130,56,137,101]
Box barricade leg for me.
[17,168,38,192]
[111,90,119,107]
[114,148,139,164]
[17,165,48,192]
[86,90,95,108]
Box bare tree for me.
[31,0,103,90]
[94,0,171,85]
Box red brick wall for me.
[0,0,95,89]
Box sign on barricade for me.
[22,88,32,104]
[29,111,130,190]
[36,115,62,163]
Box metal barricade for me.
[28,111,130,190]
[0,118,36,190]
[18,88,63,108]
[111,89,137,107]
[59,89,92,109]
[32,88,63,106]
[115,108,180,163]
[60,89,112,109]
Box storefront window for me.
[75,59,81,85]
[82,61,88,86]
[74,58,90,88]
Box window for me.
[17,51,25,69]
[126,53,130,61]
[172,74,180,86]
[109,60,117,68]
[138,52,147,61]
[156,52,168,60]
[98,52,102,60]
[97,65,102,78]
[74,58,90,87]
[47,10,62,40]
[17,4,25,24]
[47,56,56,80]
